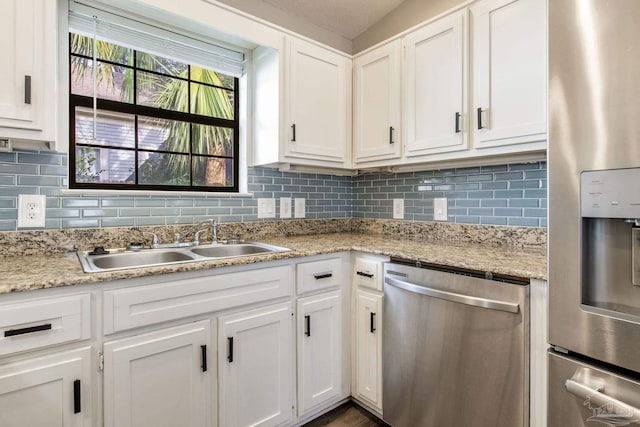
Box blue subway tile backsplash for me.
[0,149,547,231]
[352,162,547,226]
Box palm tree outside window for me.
[69,33,239,192]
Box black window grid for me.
[68,36,240,193]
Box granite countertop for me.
[0,232,547,294]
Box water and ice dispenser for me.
[581,168,640,319]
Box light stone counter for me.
[0,232,546,295]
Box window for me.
[68,8,242,192]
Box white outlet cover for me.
[434,197,448,221]
[294,198,305,218]
[393,199,404,219]
[18,194,46,228]
[280,197,292,219]
[257,198,276,218]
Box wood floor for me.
[303,403,387,427]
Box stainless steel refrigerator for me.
[549,1,640,425]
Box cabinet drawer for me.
[353,255,387,291]
[0,294,91,356]
[104,266,293,334]
[297,258,342,294]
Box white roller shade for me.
[69,1,246,77]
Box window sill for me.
[61,188,253,197]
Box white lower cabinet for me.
[297,290,343,416]
[218,302,293,427]
[0,255,355,427]
[353,290,383,412]
[103,321,211,427]
[0,347,92,427]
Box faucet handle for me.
[194,229,208,245]
[174,233,181,244]
[142,231,159,248]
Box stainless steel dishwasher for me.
[382,260,529,427]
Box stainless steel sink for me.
[79,249,197,272]
[77,242,291,273]
[91,250,196,270]
[190,243,274,258]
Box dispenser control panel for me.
[581,168,640,218]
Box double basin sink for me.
[77,242,291,273]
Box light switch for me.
[280,197,291,218]
[295,198,305,218]
[393,199,404,219]
[257,198,275,218]
[434,198,448,221]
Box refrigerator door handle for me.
[384,276,520,313]
[565,379,640,420]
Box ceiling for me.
[259,0,407,40]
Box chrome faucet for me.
[142,231,160,249]
[186,219,218,245]
[140,219,218,249]
[177,219,218,246]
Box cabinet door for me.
[353,40,402,164]
[218,302,293,427]
[103,321,211,427]
[354,290,383,411]
[0,347,92,427]
[471,0,546,148]
[404,10,468,157]
[0,0,55,140]
[297,290,342,416]
[286,37,350,164]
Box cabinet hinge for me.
[98,352,104,372]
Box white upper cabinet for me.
[0,0,56,144]
[471,0,546,148]
[353,40,402,165]
[285,37,351,167]
[403,10,469,158]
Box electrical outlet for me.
[434,198,448,221]
[18,195,46,228]
[294,198,305,218]
[393,199,404,219]
[280,197,292,219]
[257,198,276,218]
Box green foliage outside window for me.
[70,33,239,191]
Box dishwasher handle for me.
[384,276,519,314]
[565,379,640,421]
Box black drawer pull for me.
[356,271,374,279]
[291,124,296,142]
[477,107,484,130]
[389,126,395,144]
[370,312,376,333]
[227,337,234,363]
[73,379,81,414]
[314,273,332,280]
[4,323,52,337]
[201,345,208,372]
[24,75,31,105]
[455,112,461,133]
[305,315,311,337]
